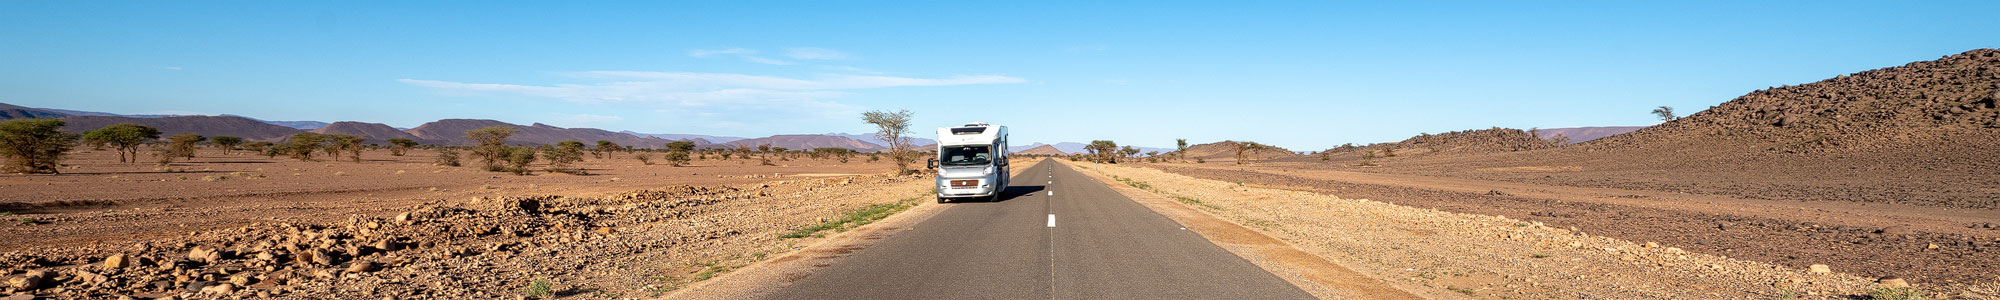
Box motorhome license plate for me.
[950,180,977,188]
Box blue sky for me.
[2,1,1994,150]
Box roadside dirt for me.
[0,148,935,299]
[1064,161,1425,299]
[1077,162,1927,299]
[1144,161,2000,293]
[0,148,889,251]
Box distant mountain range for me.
[0,102,930,152]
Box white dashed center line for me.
[1047,214,1056,227]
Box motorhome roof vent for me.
[963,122,989,127]
[950,127,987,135]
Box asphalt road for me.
[765,159,1314,299]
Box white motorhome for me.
[928,122,1009,203]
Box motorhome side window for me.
[941,145,992,166]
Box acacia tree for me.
[1175,138,1188,162]
[1652,106,1678,122]
[1232,141,1268,165]
[591,140,620,159]
[465,126,516,171]
[210,136,244,155]
[278,133,328,161]
[862,109,915,173]
[387,138,418,156]
[165,133,205,159]
[500,146,536,175]
[329,134,364,162]
[81,123,161,163]
[544,140,586,173]
[0,119,79,174]
[1086,140,1118,163]
[1119,145,1139,159]
[664,140,696,166]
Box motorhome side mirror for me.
[927,158,938,169]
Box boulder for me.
[7,270,49,290]
[187,246,222,264]
[104,253,132,269]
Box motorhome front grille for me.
[950,180,978,188]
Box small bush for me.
[1867,287,1925,300]
[435,148,462,166]
[634,152,655,165]
[523,277,553,299]
[502,146,537,175]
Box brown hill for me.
[1014,144,1068,155]
[1176,141,1301,161]
[1591,49,2000,152]
[401,119,680,148]
[0,103,72,120]
[59,115,304,141]
[1363,48,2000,209]
[1535,126,1645,144]
[711,134,885,152]
[312,121,425,144]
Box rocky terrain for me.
[1325,127,1563,155]
[1533,126,1644,144]
[1172,141,1303,162]
[1,160,931,299]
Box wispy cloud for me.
[688,48,793,65]
[785,47,851,60]
[156,66,184,71]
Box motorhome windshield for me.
[938,145,993,166]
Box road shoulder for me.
[1061,160,1428,299]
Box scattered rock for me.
[345,261,379,273]
[1809,264,1832,274]
[198,282,236,294]
[1878,276,1910,287]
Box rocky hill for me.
[312,121,427,144]
[1535,126,1645,144]
[1175,141,1302,161]
[710,134,885,152]
[1592,49,2000,152]
[59,115,305,141]
[1375,127,1564,154]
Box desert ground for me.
[1,147,941,299]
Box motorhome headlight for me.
[982,166,995,175]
